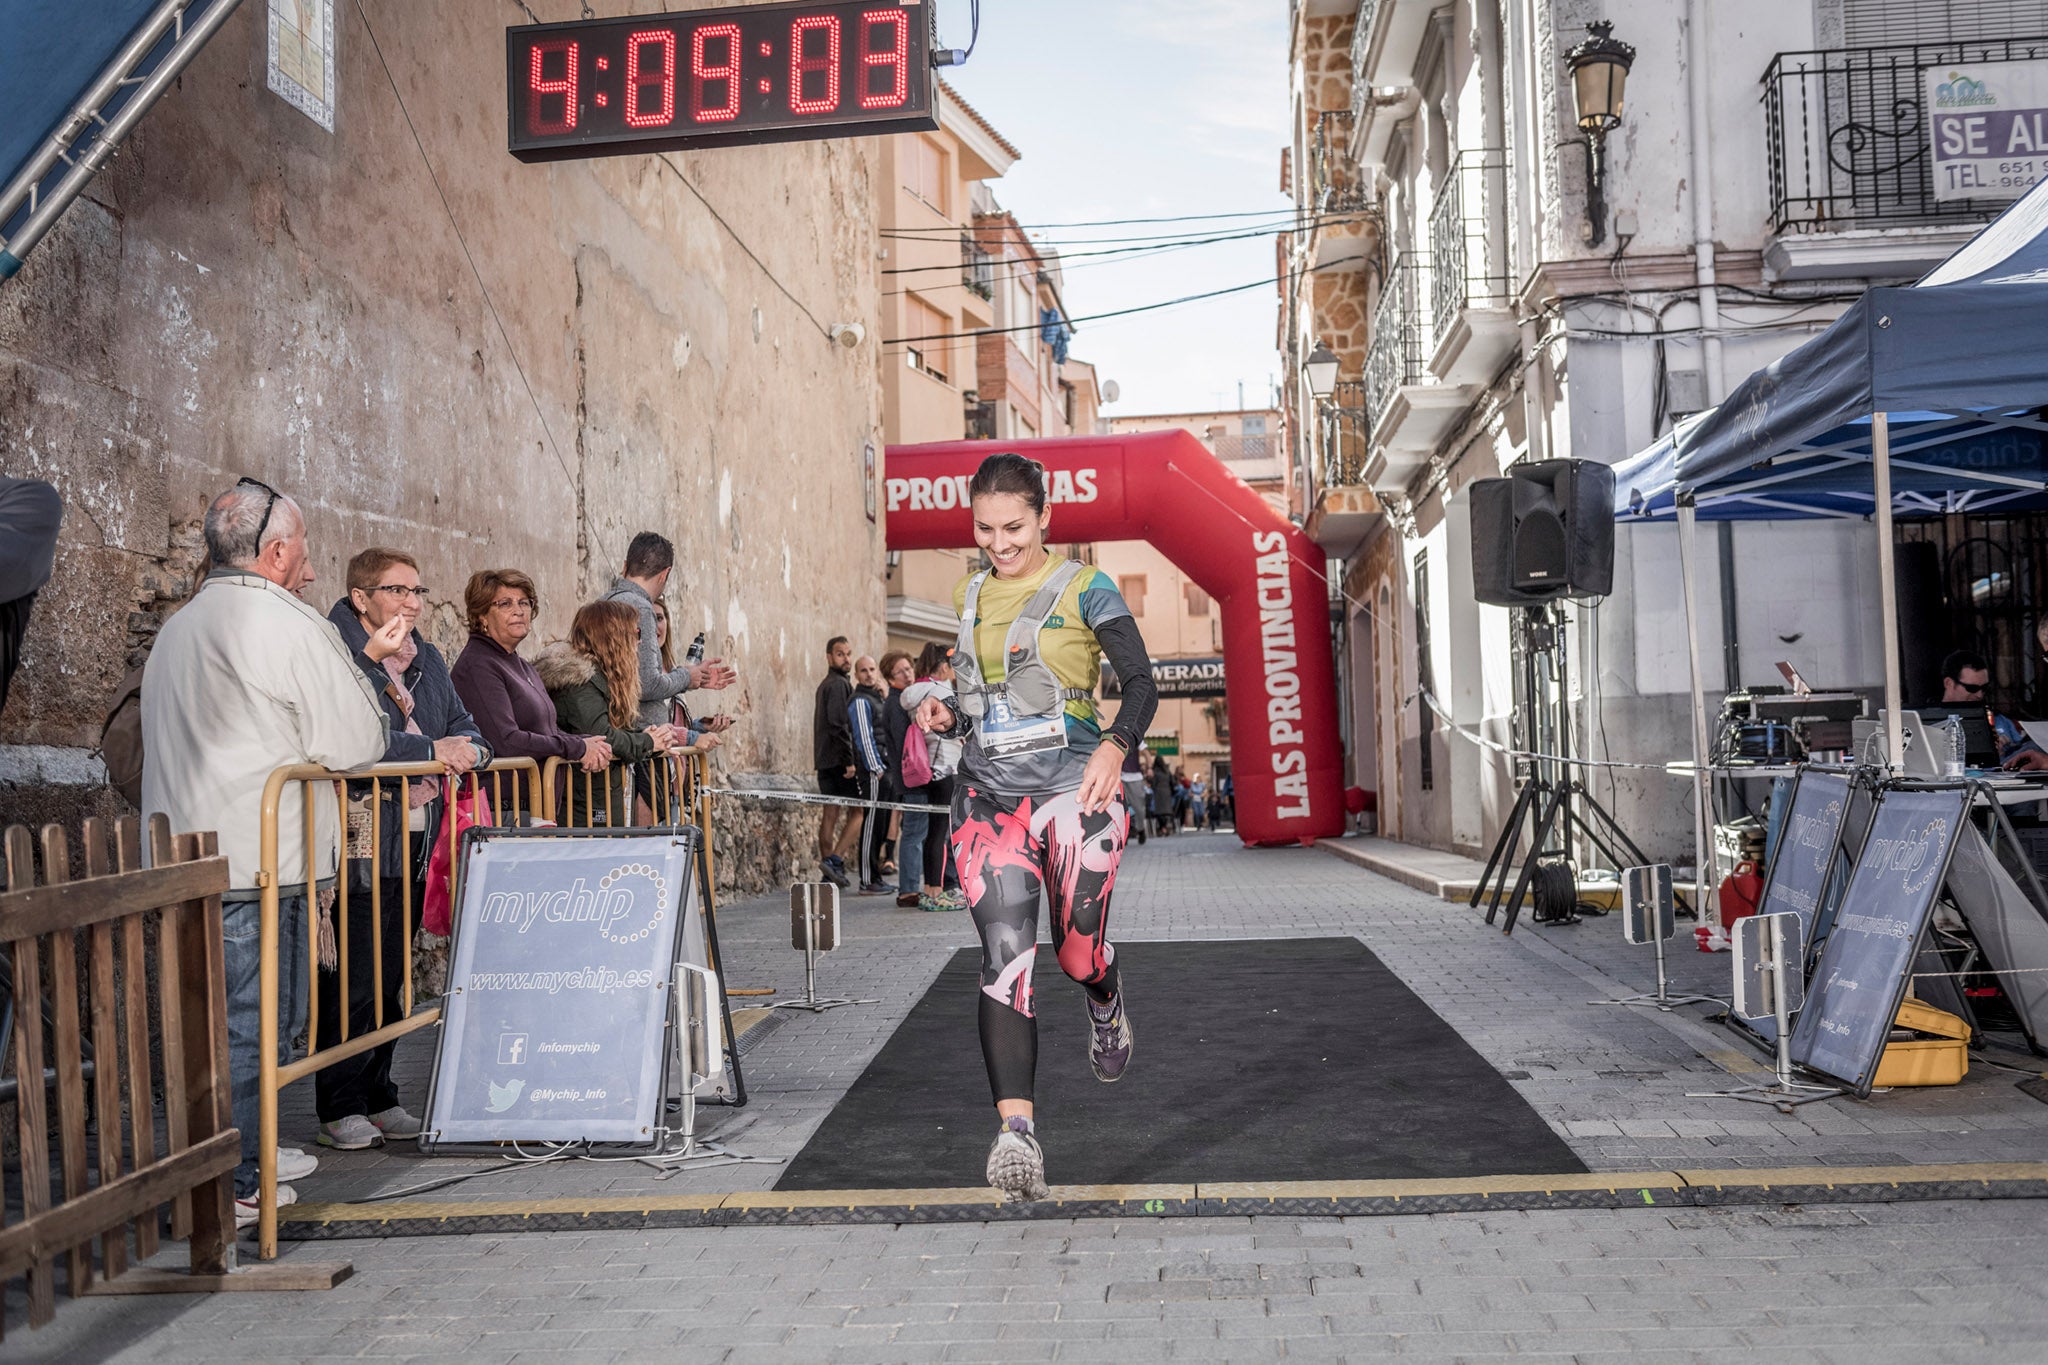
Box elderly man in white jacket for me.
[143,478,391,1227]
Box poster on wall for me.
[1926,58,2048,202]
[268,0,336,132]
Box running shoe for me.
[857,880,891,896]
[1087,989,1133,1083]
[985,1115,1048,1202]
[934,888,969,911]
[275,1146,319,1181]
[316,1115,385,1150]
[368,1105,423,1139]
[821,856,849,889]
[235,1183,297,1230]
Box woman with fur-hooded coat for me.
[536,600,670,826]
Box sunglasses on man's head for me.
[236,476,282,551]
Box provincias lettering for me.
[1253,529,1310,818]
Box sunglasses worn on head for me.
[236,476,281,553]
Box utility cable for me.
[884,206,1327,232]
[655,152,833,339]
[881,219,1333,280]
[884,260,1334,349]
[883,214,1320,248]
[362,0,610,564]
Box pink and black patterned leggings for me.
[949,782,1128,1103]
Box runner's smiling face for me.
[972,491,1052,579]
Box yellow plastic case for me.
[1874,999,1970,1087]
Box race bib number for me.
[978,694,1069,760]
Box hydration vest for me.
[951,560,1096,721]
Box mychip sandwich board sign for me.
[421,828,707,1148]
[1789,784,1968,1098]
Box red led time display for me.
[507,0,936,162]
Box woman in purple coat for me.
[451,568,614,779]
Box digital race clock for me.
[507,0,938,162]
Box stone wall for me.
[0,1,888,897]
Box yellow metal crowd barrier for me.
[247,749,715,1258]
[251,757,542,1259]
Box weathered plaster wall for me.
[0,1,887,894]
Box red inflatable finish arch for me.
[884,431,1346,847]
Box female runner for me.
[912,453,1158,1200]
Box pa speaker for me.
[1470,460,1615,607]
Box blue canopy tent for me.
[1612,176,2048,900]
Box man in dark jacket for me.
[318,548,487,1151]
[0,475,62,716]
[813,635,857,886]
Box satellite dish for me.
[1102,380,1121,404]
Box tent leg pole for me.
[1874,411,1904,774]
[1677,499,1716,924]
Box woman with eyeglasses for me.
[452,568,614,778]
[315,548,490,1150]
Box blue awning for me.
[1615,176,2048,521]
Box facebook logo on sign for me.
[497,1033,528,1066]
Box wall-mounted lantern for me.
[1564,20,1635,248]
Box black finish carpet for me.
[777,936,1587,1190]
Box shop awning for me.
[1614,175,2048,522]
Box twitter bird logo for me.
[486,1078,525,1113]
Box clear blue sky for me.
[939,0,1291,417]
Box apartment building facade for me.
[1284,0,2038,859]
[879,87,1102,656]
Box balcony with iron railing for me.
[1319,379,1372,487]
[1347,0,1383,127]
[1363,250,1470,489]
[1312,108,1374,216]
[1364,254,1425,438]
[1763,37,2047,275]
[1424,149,1516,385]
[961,236,995,301]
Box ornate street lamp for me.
[1564,20,1635,248]
[1304,342,1341,400]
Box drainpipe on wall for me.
[1686,0,1740,690]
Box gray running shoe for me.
[985,1116,1048,1201]
[1088,989,1133,1083]
[820,856,849,889]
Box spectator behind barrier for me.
[141,478,389,1225]
[651,597,734,744]
[451,569,612,776]
[314,547,488,1153]
[600,530,736,726]
[0,474,62,717]
[536,599,681,826]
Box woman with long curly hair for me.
[536,600,678,825]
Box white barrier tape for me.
[1909,966,2048,978]
[1413,686,1680,775]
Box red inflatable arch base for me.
[884,431,1346,847]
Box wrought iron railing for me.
[961,236,994,299]
[1763,37,2048,233]
[1426,149,1511,349]
[1320,379,1372,487]
[1312,108,1372,215]
[1348,0,1384,126]
[1365,253,1426,430]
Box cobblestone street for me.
[13,829,2047,1361]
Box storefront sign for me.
[508,0,937,162]
[1145,734,1179,758]
[423,831,706,1146]
[1927,58,2048,201]
[1102,656,1226,700]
